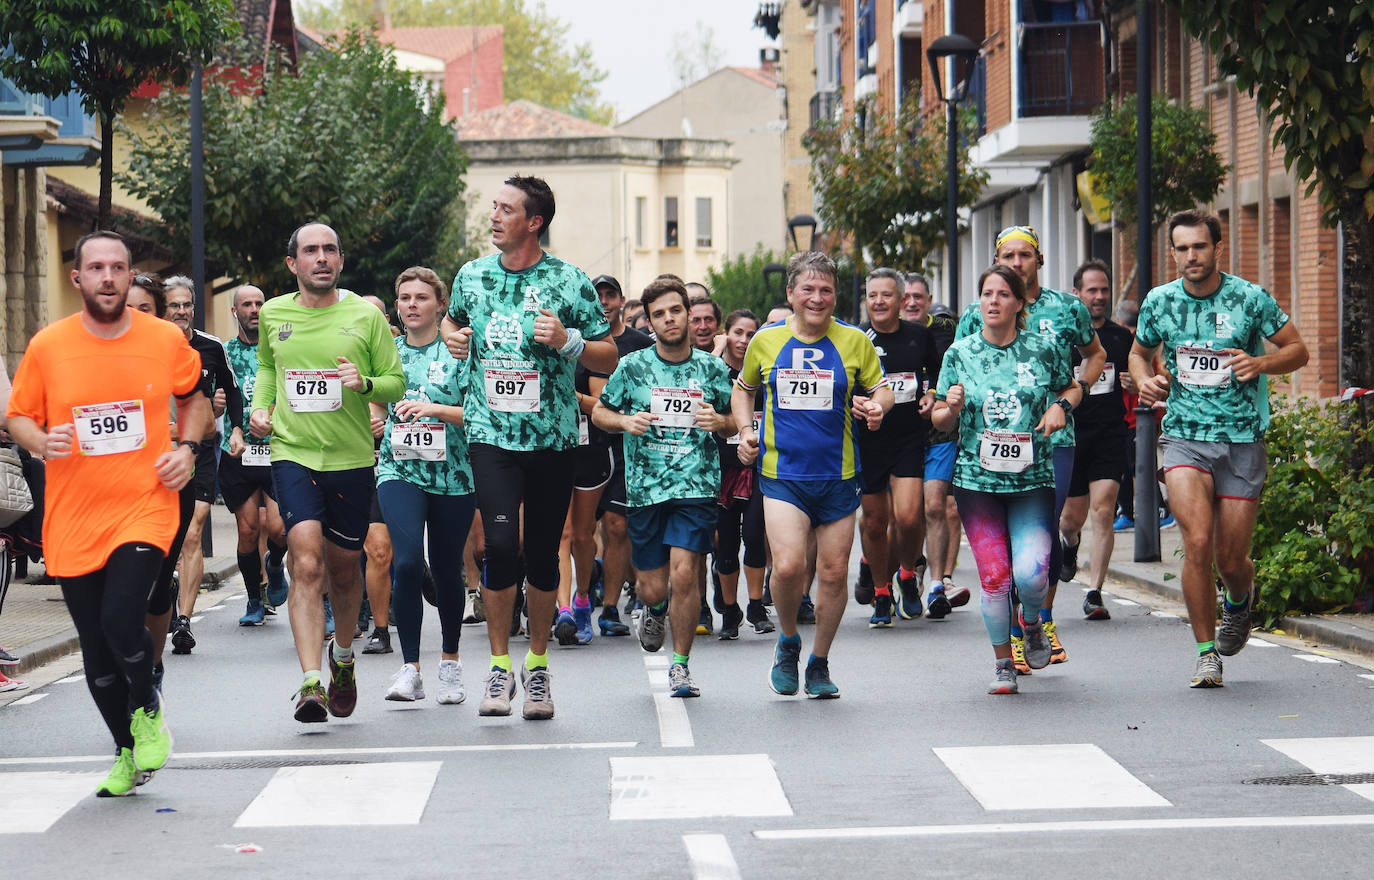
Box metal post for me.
[1133,0,1159,562]
[191,63,213,558]
[945,98,959,314]
[852,244,863,324]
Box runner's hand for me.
[337,356,364,391]
[228,427,245,457]
[918,391,935,416]
[623,411,658,436]
[852,395,884,431]
[394,399,429,422]
[155,444,196,491]
[1222,348,1261,382]
[737,429,760,466]
[533,308,568,349]
[249,408,272,439]
[445,326,473,359]
[694,402,729,432]
[212,387,226,417]
[45,423,75,459]
[945,384,965,413]
[1036,402,1067,437]
[1138,374,1170,406]
[370,414,386,439]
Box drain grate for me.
[1244,773,1374,786]
[172,758,364,771]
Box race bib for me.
[73,400,146,456]
[777,369,834,410]
[1074,363,1116,395]
[484,368,541,412]
[578,413,590,447]
[1176,345,1232,387]
[390,422,446,461]
[978,430,1033,474]
[651,387,705,429]
[241,442,271,467]
[888,371,919,405]
[284,369,342,412]
[727,411,763,446]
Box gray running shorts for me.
[1159,435,1266,501]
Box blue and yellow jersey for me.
[737,319,886,480]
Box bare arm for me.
[1075,336,1107,389]
[1129,340,1169,406]
[1225,322,1308,382]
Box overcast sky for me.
[555,0,778,121]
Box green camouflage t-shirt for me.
[936,330,1072,494]
[376,335,473,496]
[222,336,270,454]
[957,286,1093,448]
[1136,273,1288,443]
[599,348,734,507]
[448,252,610,451]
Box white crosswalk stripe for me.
[1263,736,1374,803]
[933,744,1171,810]
[234,761,442,827]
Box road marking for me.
[683,833,742,880]
[10,693,47,706]
[753,814,1374,839]
[1358,674,1374,682]
[56,674,84,684]
[1264,736,1374,803]
[610,754,792,820]
[0,771,102,834]
[1293,654,1341,664]
[235,761,440,827]
[202,606,224,612]
[933,744,1170,810]
[1111,598,1140,607]
[1246,638,1276,648]
[0,741,639,767]
[1150,610,1179,618]
[645,657,693,748]
[189,616,203,624]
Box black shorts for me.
[369,481,385,525]
[573,444,614,492]
[190,442,219,504]
[1069,427,1129,497]
[218,449,275,513]
[858,434,927,495]
[597,448,629,517]
[272,460,374,550]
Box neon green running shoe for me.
[130,697,173,772]
[96,748,139,797]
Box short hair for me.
[231,285,263,308]
[286,222,342,259]
[866,267,904,288]
[685,281,711,297]
[74,230,130,269]
[623,299,644,315]
[724,308,759,333]
[131,272,166,318]
[977,264,1028,332]
[163,275,195,304]
[1168,209,1222,246]
[1072,258,1112,291]
[903,272,931,290]
[786,251,838,289]
[1114,298,1139,327]
[394,266,447,304]
[688,293,721,324]
[641,276,690,316]
[505,174,556,237]
[654,272,685,285]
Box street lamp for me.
[763,262,787,300]
[926,32,980,315]
[787,214,817,252]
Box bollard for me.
[1133,405,1161,561]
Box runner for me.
[594,276,735,695]
[373,267,476,703]
[931,264,1082,694]
[250,222,406,723]
[7,230,205,794]
[358,292,395,652]
[1129,209,1308,688]
[1057,260,1133,619]
[733,251,891,699]
[441,175,616,720]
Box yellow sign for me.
[1077,170,1112,225]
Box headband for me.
[995,226,1040,253]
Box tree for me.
[804,94,987,272]
[706,247,786,318]
[670,21,725,89]
[1162,1,1374,397]
[299,0,613,123]
[120,31,471,297]
[0,0,239,226]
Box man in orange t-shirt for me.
[7,231,206,798]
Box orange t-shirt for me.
[7,310,201,576]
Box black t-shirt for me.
[577,326,654,451]
[858,319,939,442]
[189,329,243,432]
[1072,319,1133,432]
[923,313,958,445]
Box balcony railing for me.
[967,55,988,138]
[0,73,100,166]
[1019,21,1105,117]
[809,90,841,128]
[856,0,877,78]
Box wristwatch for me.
[177,439,202,455]
[1054,397,1073,413]
[362,377,375,395]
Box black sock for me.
[238,551,263,600]
[266,539,286,569]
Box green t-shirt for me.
[1136,273,1289,443]
[448,252,610,451]
[252,290,405,472]
[599,347,734,507]
[222,336,269,454]
[936,330,1072,494]
[376,335,473,496]
[956,286,1093,448]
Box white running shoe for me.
[436,659,466,704]
[385,664,425,702]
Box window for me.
[695,197,713,248]
[635,196,647,248]
[664,197,679,248]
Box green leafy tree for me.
[300,0,613,123]
[120,32,470,297]
[706,247,785,318]
[804,95,987,272]
[0,0,239,225]
[1162,2,1374,399]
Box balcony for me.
[1019,21,1105,117]
[809,90,840,128]
[894,0,923,38]
[0,73,101,167]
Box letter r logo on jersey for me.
[1215,313,1234,338]
[1038,318,1054,336]
[790,347,826,370]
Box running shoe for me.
[770,637,802,696]
[1190,650,1224,688]
[238,599,266,627]
[598,605,630,636]
[1060,538,1079,582]
[130,696,172,772]
[265,562,288,607]
[590,557,605,608]
[362,626,392,654]
[170,615,195,655]
[711,561,725,614]
[943,576,971,607]
[797,595,816,624]
[895,571,923,620]
[1045,620,1067,664]
[478,667,516,716]
[293,678,329,723]
[436,659,465,705]
[385,664,425,702]
[853,558,875,605]
[1113,514,1135,531]
[0,670,29,692]
[746,601,776,634]
[803,656,840,699]
[554,608,578,646]
[0,645,20,666]
[696,601,714,635]
[323,597,335,641]
[95,748,140,797]
[668,662,701,698]
[869,592,894,628]
[1159,511,1176,529]
[1021,621,1052,670]
[637,607,667,653]
[463,589,486,624]
[988,658,1018,695]
[326,644,358,718]
[520,666,555,720]
[1010,635,1031,675]
[573,604,594,645]
[1083,589,1111,620]
[718,603,743,640]
[150,663,164,695]
[1217,587,1254,656]
[926,587,952,620]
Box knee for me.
[603,515,628,541]
[291,553,326,588]
[860,512,888,542]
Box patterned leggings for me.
[953,487,1055,646]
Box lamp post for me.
[787,214,817,252]
[763,262,787,303]
[926,33,980,315]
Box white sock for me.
[331,640,353,664]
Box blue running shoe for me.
[770,637,802,695]
[598,605,630,636]
[1112,514,1135,532]
[590,557,605,608]
[239,599,266,626]
[1159,511,1176,529]
[804,656,840,699]
[573,604,594,645]
[266,562,288,607]
[554,609,578,646]
[869,592,894,628]
[895,571,923,620]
